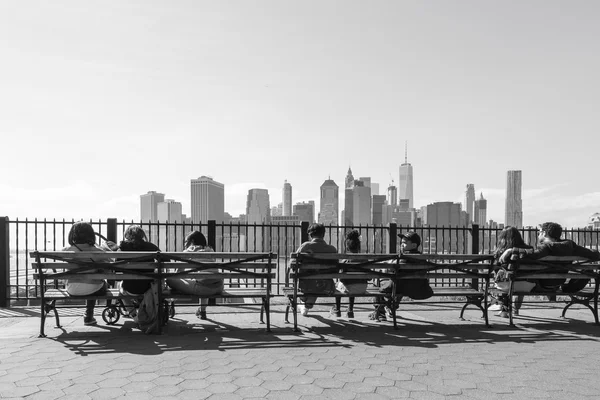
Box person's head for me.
[496,226,526,252]
[399,231,421,252]
[307,223,326,239]
[67,221,96,246]
[539,222,562,243]
[123,225,148,242]
[345,230,361,253]
[184,230,207,249]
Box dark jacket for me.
[394,249,433,300]
[296,238,337,295]
[519,240,599,293]
[119,240,160,295]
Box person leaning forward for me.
[295,223,337,317]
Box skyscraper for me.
[319,178,339,225]
[425,201,468,252]
[246,189,271,251]
[157,199,183,251]
[282,180,292,217]
[190,176,225,223]
[399,143,414,209]
[293,201,315,223]
[474,192,487,226]
[140,191,165,222]
[352,180,371,225]
[464,184,475,224]
[344,167,354,226]
[505,170,523,227]
[387,184,397,207]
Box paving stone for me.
[289,383,324,395]
[260,379,294,391]
[234,386,270,398]
[205,382,238,394]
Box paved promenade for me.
[1,301,599,399]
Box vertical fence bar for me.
[207,220,216,250]
[388,223,397,254]
[0,217,9,307]
[107,218,117,244]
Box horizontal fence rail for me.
[2,216,599,306]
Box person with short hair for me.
[63,221,108,326]
[296,223,337,317]
[166,231,223,320]
[371,231,432,321]
[500,222,600,293]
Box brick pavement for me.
[0,302,599,399]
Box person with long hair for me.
[118,225,160,316]
[63,221,108,326]
[492,226,534,318]
[330,230,368,319]
[165,231,223,320]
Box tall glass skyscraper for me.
[399,142,414,209]
[464,184,475,224]
[282,180,292,217]
[505,170,523,227]
[319,178,339,225]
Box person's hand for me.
[499,248,512,264]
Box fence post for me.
[0,217,9,307]
[300,221,309,244]
[389,223,397,254]
[471,224,479,254]
[207,220,216,250]
[470,224,480,290]
[106,218,117,244]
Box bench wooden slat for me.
[42,288,140,299]
[35,273,154,280]
[164,288,270,298]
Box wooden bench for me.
[285,253,495,331]
[32,251,276,336]
[397,254,495,327]
[285,253,399,330]
[489,255,600,326]
[160,252,276,332]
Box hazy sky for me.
[1,1,599,227]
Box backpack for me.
[134,281,160,334]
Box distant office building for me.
[246,188,271,251]
[344,167,355,226]
[371,183,380,196]
[474,192,487,226]
[505,170,523,227]
[359,177,371,188]
[191,176,225,223]
[399,143,414,209]
[372,195,386,225]
[157,199,183,251]
[398,199,410,211]
[424,202,468,253]
[352,180,371,226]
[319,178,339,225]
[282,180,292,217]
[464,184,475,224]
[387,185,397,207]
[140,191,165,222]
[271,203,283,217]
[293,201,315,224]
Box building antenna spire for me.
[405,141,408,164]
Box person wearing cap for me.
[370,231,433,321]
[295,223,338,317]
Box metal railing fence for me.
[2,216,599,305]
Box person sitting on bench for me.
[500,222,600,293]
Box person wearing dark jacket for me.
[118,225,160,315]
[500,222,600,293]
[370,231,433,321]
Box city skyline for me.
[2,2,599,228]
